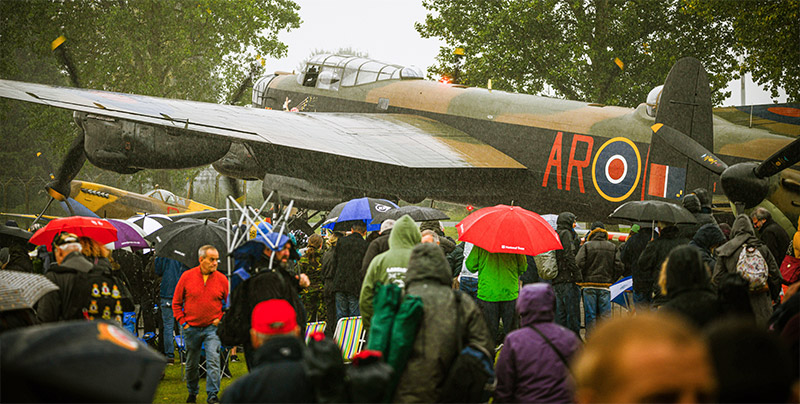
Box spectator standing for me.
[36,232,95,323]
[321,231,342,338]
[637,221,689,307]
[620,224,652,306]
[297,234,326,322]
[576,222,623,332]
[393,243,492,402]
[154,257,188,364]
[173,245,228,404]
[658,246,723,329]
[454,242,479,300]
[221,300,314,404]
[713,214,781,326]
[360,219,395,277]
[359,215,420,331]
[751,207,790,268]
[552,212,582,335]
[495,283,581,403]
[466,244,527,345]
[331,221,369,321]
[688,223,727,271]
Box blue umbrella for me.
[322,197,399,232]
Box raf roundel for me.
[591,137,641,202]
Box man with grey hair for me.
[420,229,440,245]
[36,232,95,323]
[173,245,228,404]
[750,207,790,266]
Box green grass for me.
[152,358,248,403]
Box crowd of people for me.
[1,186,799,403]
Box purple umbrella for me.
[107,219,150,250]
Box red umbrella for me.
[456,205,562,255]
[30,216,118,251]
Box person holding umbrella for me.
[172,245,228,404]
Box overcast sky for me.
[263,0,787,107]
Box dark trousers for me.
[324,293,337,338]
[478,298,517,345]
[553,282,581,336]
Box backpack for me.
[65,265,135,326]
[735,244,769,292]
[535,250,558,280]
[440,291,496,403]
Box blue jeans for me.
[459,276,479,301]
[183,325,221,397]
[335,292,359,322]
[582,288,611,333]
[478,298,517,345]
[160,298,175,357]
[553,282,581,336]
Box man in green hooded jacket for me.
[359,215,421,331]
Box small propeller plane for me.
[0,54,798,232]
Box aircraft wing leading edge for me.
[0,80,526,170]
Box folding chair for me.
[175,337,230,379]
[333,316,366,362]
[174,334,188,379]
[304,321,327,343]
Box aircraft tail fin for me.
[643,57,717,201]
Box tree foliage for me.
[415,0,796,107]
[0,0,300,205]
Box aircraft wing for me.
[0,80,525,170]
[713,103,800,138]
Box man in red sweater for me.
[173,245,228,404]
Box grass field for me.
[152,358,248,404]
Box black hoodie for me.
[553,212,582,284]
[660,245,722,329]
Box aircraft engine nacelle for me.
[77,112,231,173]
[261,173,354,211]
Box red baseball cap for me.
[251,299,297,335]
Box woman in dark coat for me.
[495,283,581,403]
[658,245,722,329]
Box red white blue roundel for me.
[591,137,641,202]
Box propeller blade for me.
[754,137,800,178]
[651,123,728,175]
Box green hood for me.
[388,215,422,250]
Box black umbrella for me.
[1,321,165,403]
[146,218,228,272]
[0,223,32,242]
[0,271,59,312]
[370,206,450,224]
[608,200,697,224]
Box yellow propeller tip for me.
[51,36,66,51]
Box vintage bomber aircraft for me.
[0,55,798,231]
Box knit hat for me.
[251,299,297,335]
[590,221,605,230]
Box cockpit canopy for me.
[296,54,424,90]
[144,189,189,208]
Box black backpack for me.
[64,265,135,325]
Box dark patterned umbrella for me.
[0,271,59,312]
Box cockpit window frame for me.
[298,54,423,89]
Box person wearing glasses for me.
[173,245,229,404]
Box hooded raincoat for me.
[494,284,581,403]
[689,223,727,271]
[360,215,421,331]
[659,245,722,329]
[393,243,492,403]
[713,214,781,326]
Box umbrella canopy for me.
[128,214,173,235]
[106,219,149,250]
[322,197,399,232]
[608,200,697,224]
[0,271,59,311]
[29,216,118,251]
[456,205,562,255]
[1,321,165,403]
[0,223,32,242]
[370,206,449,224]
[146,218,228,272]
